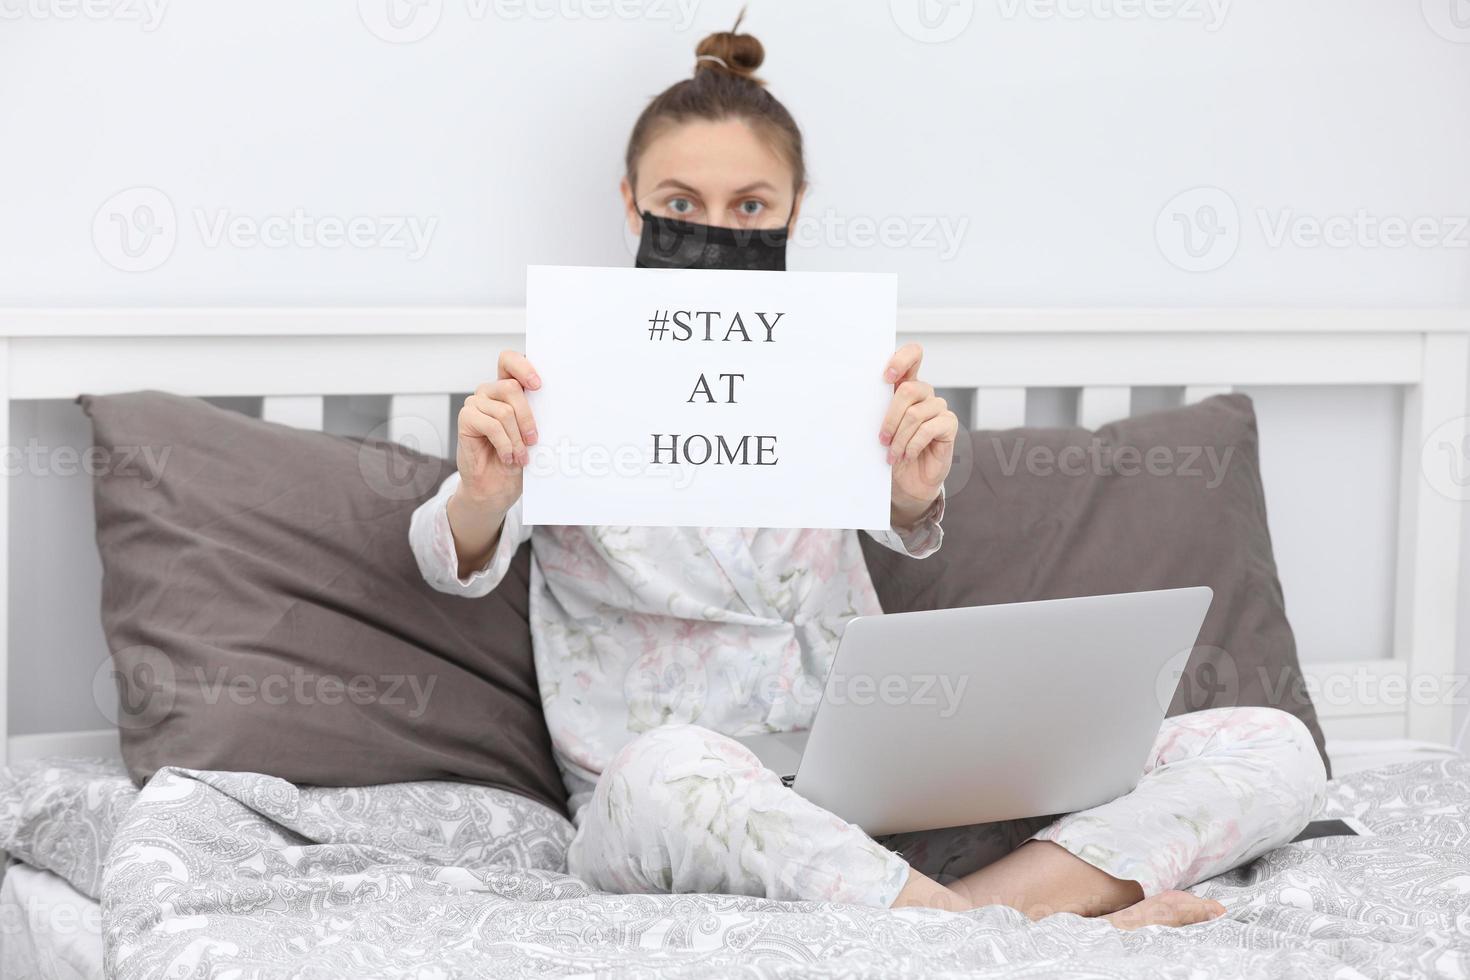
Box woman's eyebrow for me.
[651,178,701,194]
[648,179,777,195]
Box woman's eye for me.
[668,197,694,215]
[738,200,765,216]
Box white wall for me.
[3,0,1469,744]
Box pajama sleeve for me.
[862,487,945,559]
[409,471,533,598]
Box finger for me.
[904,411,958,462]
[477,379,538,446]
[497,351,542,390]
[497,379,538,446]
[475,396,527,464]
[458,405,517,466]
[880,380,936,446]
[888,397,945,463]
[883,343,923,385]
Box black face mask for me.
[635,212,787,271]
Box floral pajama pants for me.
[566,706,1327,908]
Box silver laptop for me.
[735,587,1213,837]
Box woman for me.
[412,24,1326,928]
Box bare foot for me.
[1101,890,1226,930]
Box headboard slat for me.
[262,395,326,430]
[972,387,1027,430]
[1394,333,1470,742]
[1078,386,1132,430]
[389,394,453,459]
[1184,385,1234,404]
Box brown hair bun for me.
[694,29,765,85]
[625,10,805,191]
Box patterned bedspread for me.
[2,758,1467,979]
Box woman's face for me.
[622,117,803,237]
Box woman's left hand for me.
[881,343,959,527]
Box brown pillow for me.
[81,391,568,814]
[861,394,1330,776]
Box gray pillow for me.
[81,391,568,814]
[861,394,1331,775]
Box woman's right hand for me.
[454,350,541,512]
[446,351,540,577]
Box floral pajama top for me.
[410,473,944,816]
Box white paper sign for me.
[522,265,896,528]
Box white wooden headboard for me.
[1,308,1466,763]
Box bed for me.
[1,307,1467,977]
[3,753,1467,978]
